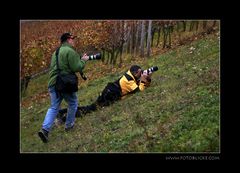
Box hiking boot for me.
[65,125,74,132]
[38,129,49,143]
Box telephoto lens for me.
[88,53,101,60]
[142,66,158,75]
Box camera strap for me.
[55,47,61,74]
[55,47,61,97]
[79,71,87,80]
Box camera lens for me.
[152,66,158,71]
[95,53,101,60]
[88,53,101,60]
[143,66,158,75]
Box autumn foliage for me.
[21,21,119,79]
[20,20,218,82]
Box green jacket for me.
[48,42,86,87]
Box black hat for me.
[60,32,76,43]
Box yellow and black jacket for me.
[115,70,146,97]
[90,70,149,108]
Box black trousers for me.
[58,82,121,119]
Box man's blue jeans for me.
[42,86,78,132]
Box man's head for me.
[60,32,76,45]
[130,65,142,80]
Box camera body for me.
[142,66,158,75]
[88,53,101,60]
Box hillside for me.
[20,33,220,152]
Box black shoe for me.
[65,125,74,132]
[38,129,49,143]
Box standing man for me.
[38,32,89,143]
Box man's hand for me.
[81,53,89,61]
[140,73,151,87]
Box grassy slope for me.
[20,34,220,153]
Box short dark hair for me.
[60,32,76,43]
[130,65,141,75]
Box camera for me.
[79,53,102,81]
[88,53,101,60]
[142,66,158,75]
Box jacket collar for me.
[126,70,137,82]
[61,42,74,49]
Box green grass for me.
[20,34,220,153]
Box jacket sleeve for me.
[138,82,146,91]
[67,49,86,72]
[125,80,146,94]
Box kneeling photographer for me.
[56,65,158,123]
